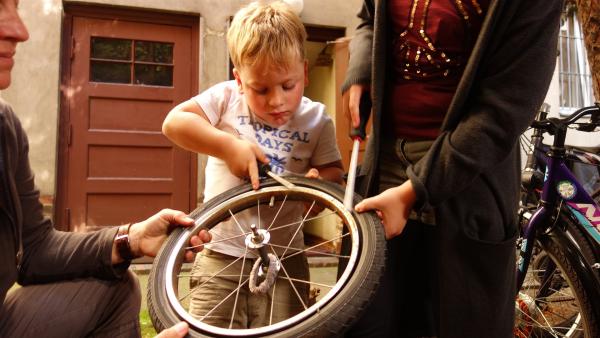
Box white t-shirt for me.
[193,81,341,257]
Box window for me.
[90,37,174,86]
[558,8,595,115]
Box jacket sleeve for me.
[5,107,128,285]
[406,0,563,209]
[341,0,375,93]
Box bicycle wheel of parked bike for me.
[147,176,385,337]
[515,220,600,338]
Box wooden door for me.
[56,6,198,232]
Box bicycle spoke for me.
[177,274,251,278]
[269,246,307,311]
[267,194,288,231]
[277,275,335,289]
[186,210,339,251]
[268,210,338,233]
[186,230,251,250]
[516,258,586,338]
[257,198,261,230]
[269,233,351,261]
[269,277,277,326]
[178,254,246,302]
[229,248,249,329]
[229,209,247,235]
[200,277,251,322]
[516,307,568,337]
[280,200,315,258]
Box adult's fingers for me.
[347,85,365,128]
[155,322,189,338]
[157,208,192,225]
[354,196,378,213]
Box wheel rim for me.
[515,245,587,337]
[162,185,361,336]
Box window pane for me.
[91,61,131,84]
[135,41,174,63]
[558,10,595,114]
[91,37,132,60]
[134,64,173,86]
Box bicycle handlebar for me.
[522,103,600,176]
[530,103,600,134]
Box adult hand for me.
[354,180,416,239]
[112,209,211,264]
[343,84,370,129]
[223,138,269,190]
[155,322,189,338]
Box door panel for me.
[58,7,198,232]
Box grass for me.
[140,309,157,337]
[135,269,158,336]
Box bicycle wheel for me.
[147,176,386,337]
[514,226,599,337]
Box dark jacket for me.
[0,99,125,304]
[342,0,563,335]
[344,0,562,210]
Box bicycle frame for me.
[531,145,600,244]
[517,105,600,293]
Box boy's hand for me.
[303,168,325,216]
[305,168,320,179]
[354,180,416,239]
[223,138,269,189]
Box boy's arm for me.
[162,99,267,189]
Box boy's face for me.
[0,0,29,90]
[233,58,308,127]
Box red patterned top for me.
[386,0,489,139]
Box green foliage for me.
[140,309,158,338]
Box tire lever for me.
[343,94,371,211]
[258,163,295,189]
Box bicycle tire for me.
[560,213,600,282]
[515,226,600,337]
[147,176,386,337]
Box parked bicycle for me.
[514,104,600,337]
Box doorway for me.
[56,5,199,232]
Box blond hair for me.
[227,1,306,70]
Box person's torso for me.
[0,209,17,305]
[198,81,335,197]
[0,109,18,306]
[194,81,338,257]
[386,0,489,139]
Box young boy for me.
[162,1,344,329]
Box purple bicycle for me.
[515,104,600,337]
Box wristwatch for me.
[115,223,136,261]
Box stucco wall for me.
[1,0,362,196]
[1,0,63,194]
